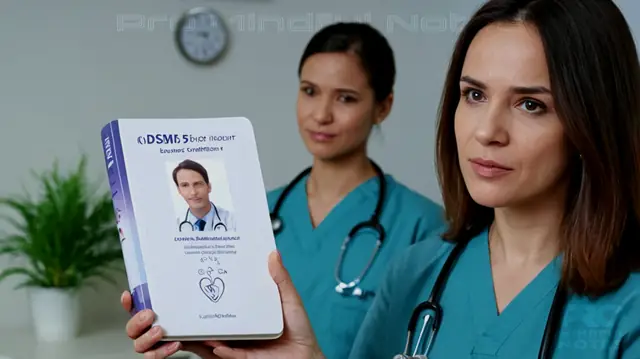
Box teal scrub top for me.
[266,173,444,359]
[350,228,640,358]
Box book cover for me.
[100,117,283,341]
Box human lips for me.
[469,158,513,178]
[308,130,336,142]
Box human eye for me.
[517,99,547,115]
[338,94,357,103]
[461,87,486,104]
[300,86,314,96]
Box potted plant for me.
[0,155,123,342]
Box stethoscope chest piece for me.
[334,280,364,297]
[392,355,428,359]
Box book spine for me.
[101,120,153,315]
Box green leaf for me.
[0,154,123,289]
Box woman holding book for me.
[120,21,445,359]
[190,0,640,357]
[124,0,640,357]
[212,0,639,357]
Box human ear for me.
[374,93,394,125]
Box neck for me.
[490,191,566,267]
[191,201,211,219]
[306,153,377,202]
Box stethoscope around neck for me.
[269,159,387,299]
[394,237,568,359]
[179,201,227,232]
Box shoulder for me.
[617,271,640,299]
[386,178,443,222]
[386,178,442,214]
[561,272,640,356]
[349,231,454,358]
[610,273,640,333]
[385,177,446,240]
[216,205,234,217]
[382,231,454,291]
[364,232,455,320]
[401,230,454,269]
[266,185,286,209]
[588,272,640,319]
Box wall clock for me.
[175,7,229,65]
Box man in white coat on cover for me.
[172,159,237,232]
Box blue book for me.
[100,117,283,341]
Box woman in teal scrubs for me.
[197,0,640,358]
[119,22,444,359]
[262,22,444,359]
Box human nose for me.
[310,96,333,125]
[473,103,509,147]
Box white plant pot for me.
[29,287,81,342]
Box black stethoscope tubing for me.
[270,159,386,236]
[402,236,568,358]
[269,159,388,298]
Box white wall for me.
[0,0,637,332]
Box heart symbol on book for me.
[200,276,225,303]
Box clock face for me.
[175,8,228,65]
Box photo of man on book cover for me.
[170,158,237,233]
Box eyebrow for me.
[460,75,551,95]
[300,80,360,95]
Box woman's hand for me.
[121,291,218,358]
[121,250,324,359]
[205,251,324,359]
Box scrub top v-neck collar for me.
[466,229,562,356]
[287,173,393,253]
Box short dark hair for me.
[172,159,209,186]
[435,0,640,297]
[298,22,396,102]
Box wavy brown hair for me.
[435,0,640,297]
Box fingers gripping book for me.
[100,117,283,341]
